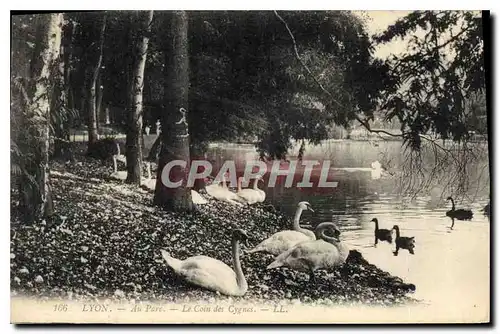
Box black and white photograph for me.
[9,9,491,324]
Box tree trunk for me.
[65,20,77,111]
[21,13,63,222]
[154,11,193,211]
[190,140,208,191]
[53,18,74,159]
[87,14,106,148]
[126,10,154,184]
[96,74,103,129]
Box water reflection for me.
[206,140,490,234]
[207,140,490,306]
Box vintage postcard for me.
[10,10,490,324]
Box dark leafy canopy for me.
[374,11,485,150]
[186,11,392,159]
[107,11,388,159]
[55,11,389,159]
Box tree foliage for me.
[366,11,488,199]
[61,11,390,159]
[374,11,485,150]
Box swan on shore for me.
[236,177,261,205]
[205,174,245,206]
[160,229,249,296]
[248,201,315,256]
[266,222,349,282]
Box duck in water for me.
[483,200,490,222]
[392,225,415,256]
[371,218,393,247]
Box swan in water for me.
[205,174,245,206]
[248,201,315,255]
[236,176,261,205]
[371,218,393,247]
[392,225,415,256]
[446,196,473,229]
[160,229,249,296]
[266,222,349,282]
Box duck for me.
[247,201,316,256]
[371,218,393,246]
[266,222,349,282]
[160,229,249,297]
[236,176,261,205]
[483,200,490,221]
[205,174,245,206]
[446,196,473,229]
[392,225,415,256]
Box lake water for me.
[207,139,490,317]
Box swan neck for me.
[394,227,400,238]
[232,238,247,293]
[318,228,338,244]
[450,198,455,210]
[373,220,379,231]
[293,207,306,232]
[253,179,259,190]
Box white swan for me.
[138,161,155,189]
[204,179,220,194]
[205,174,245,206]
[110,171,128,181]
[160,229,249,296]
[115,154,127,165]
[267,222,349,282]
[247,201,316,255]
[110,142,128,181]
[236,177,261,205]
[252,175,266,203]
[191,189,208,205]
